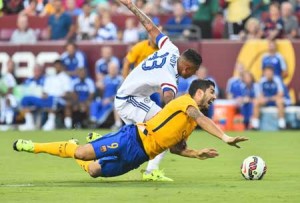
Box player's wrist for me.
[221,134,231,142]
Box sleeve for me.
[76,51,85,68]
[253,83,260,98]
[226,78,233,94]
[277,54,287,71]
[160,72,178,95]
[87,78,96,94]
[155,33,178,51]
[274,77,284,93]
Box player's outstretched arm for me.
[117,0,161,41]
[186,106,249,148]
[169,141,219,160]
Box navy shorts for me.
[90,124,149,177]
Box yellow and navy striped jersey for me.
[137,94,198,159]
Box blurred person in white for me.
[77,2,97,40]
[95,46,120,83]
[239,17,263,40]
[122,18,139,43]
[71,68,95,128]
[65,0,82,16]
[10,14,37,44]
[19,60,72,131]
[90,61,123,129]
[0,59,17,127]
[95,11,118,41]
[251,66,286,130]
[281,1,298,39]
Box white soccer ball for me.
[241,156,267,180]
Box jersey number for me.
[142,52,169,71]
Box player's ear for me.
[195,89,204,99]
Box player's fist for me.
[195,148,219,160]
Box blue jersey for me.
[103,75,123,99]
[262,53,286,78]
[95,57,120,75]
[48,12,72,40]
[240,82,259,98]
[61,51,87,72]
[72,78,95,102]
[259,76,283,97]
[226,77,243,98]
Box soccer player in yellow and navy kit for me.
[13,79,248,178]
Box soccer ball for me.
[241,156,267,180]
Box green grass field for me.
[1,129,300,203]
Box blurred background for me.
[1,0,300,132]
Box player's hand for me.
[195,148,219,160]
[118,0,133,7]
[225,136,249,148]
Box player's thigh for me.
[97,156,128,177]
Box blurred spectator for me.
[239,17,263,40]
[10,14,37,44]
[122,18,139,43]
[65,0,82,16]
[90,61,123,129]
[21,0,39,16]
[226,0,252,39]
[251,66,286,129]
[19,60,72,131]
[295,0,300,13]
[138,2,160,40]
[110,0,130,14]
[47,0,74,40]
[71,68,95,128]
[61,41,88,78]
[281,1,298,39]
[95,46,120,83]
[164,2,192,37]
[261,3,284,39]
[76,2,97,40]
[0,59,17,127]
[23,0,45,14]
[238,71,260,129]
[18,64,45,130]
[177,75,197,96]
[136,0,147,10]
[95,11,118,41]
[192,0,219,39]
[182,0,199,13]
[160,0,174,13]
[90,0,108,10]
[2,0,24,15]
[40,0,56,16]
[226,62,245,99]
[262,40,287,79]
[251,0,270,19]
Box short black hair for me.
[182,49,202,68]
[188,79,215,97]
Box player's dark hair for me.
[182,49,202,69]
[188,79,215,97]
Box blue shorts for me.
[90,124,149,177]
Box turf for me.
[0,129,299,203]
